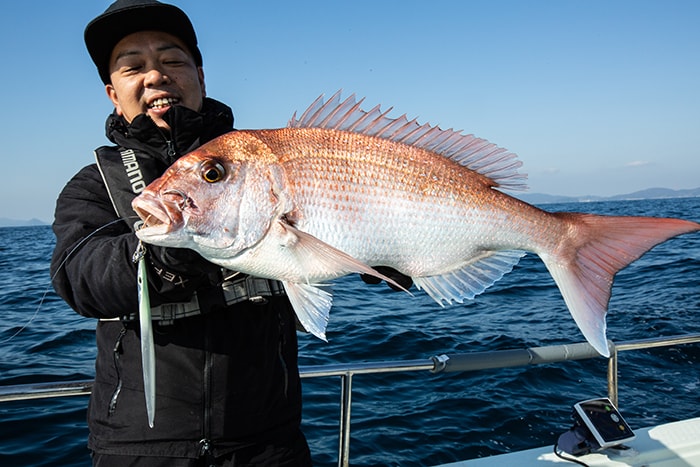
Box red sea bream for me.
[132,92,700,357]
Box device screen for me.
[575,398,635,445]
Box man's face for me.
[106,30,206,130]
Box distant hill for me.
[608,187,700,201]
[516,186,700,205]
[0,218,48,228]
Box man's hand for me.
[360,266,413,291]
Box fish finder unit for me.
[573,397,636,449]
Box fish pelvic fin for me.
[542,213,700,357]
[283,281,332,341]
[413,250,526,306]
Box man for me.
[51,1,312,465]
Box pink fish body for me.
[133,92,700,356]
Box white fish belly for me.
[286,159,531,277]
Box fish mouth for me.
[132,195,181,237]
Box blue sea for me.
[1,198,699,466]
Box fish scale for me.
[272,128,495,264]
[132,92,700,357]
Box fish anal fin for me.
[544,213,700,357]
[413,250,525,306]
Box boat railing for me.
[2,332,700,467]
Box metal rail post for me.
[607,345,619,407]
[338,372,353,467]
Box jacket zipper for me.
[198,438,213,460]
[278,311,289,398]
[164,134,218,457]
[165,139,176,160]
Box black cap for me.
[85,0,203,84]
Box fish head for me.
[132,131,288,262]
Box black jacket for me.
[50,99,304,458]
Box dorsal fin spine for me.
[297,94,326,124]
[319,92,353,127]
[363,106,395,134]
[288,91,528,191]
[394,118,422,144]
[346,103,380,132]
[334,100,364,129]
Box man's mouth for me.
[148,97,180,109]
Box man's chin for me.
[146,106,172,125]
[149,115,172,131]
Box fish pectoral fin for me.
[277,222,412,340]
[280,221,409,292]
[283,281,332,341]
[413,250,525,306]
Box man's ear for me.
[198,67,206,98]
[105,84,123,116]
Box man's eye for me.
[163,55,186,65]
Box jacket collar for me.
[105,97,234,165]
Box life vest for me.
[94,145,166,232]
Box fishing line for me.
[2,217,133,343]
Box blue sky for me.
[1,1,699,222]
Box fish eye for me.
[201,160,226,183]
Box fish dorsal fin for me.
[289,91,528,191]
[413,250,526,306]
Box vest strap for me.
[100,275,286,324]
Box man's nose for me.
[144,67,170,86]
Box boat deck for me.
[437,417,700,466]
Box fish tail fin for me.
[541,213,700,357]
